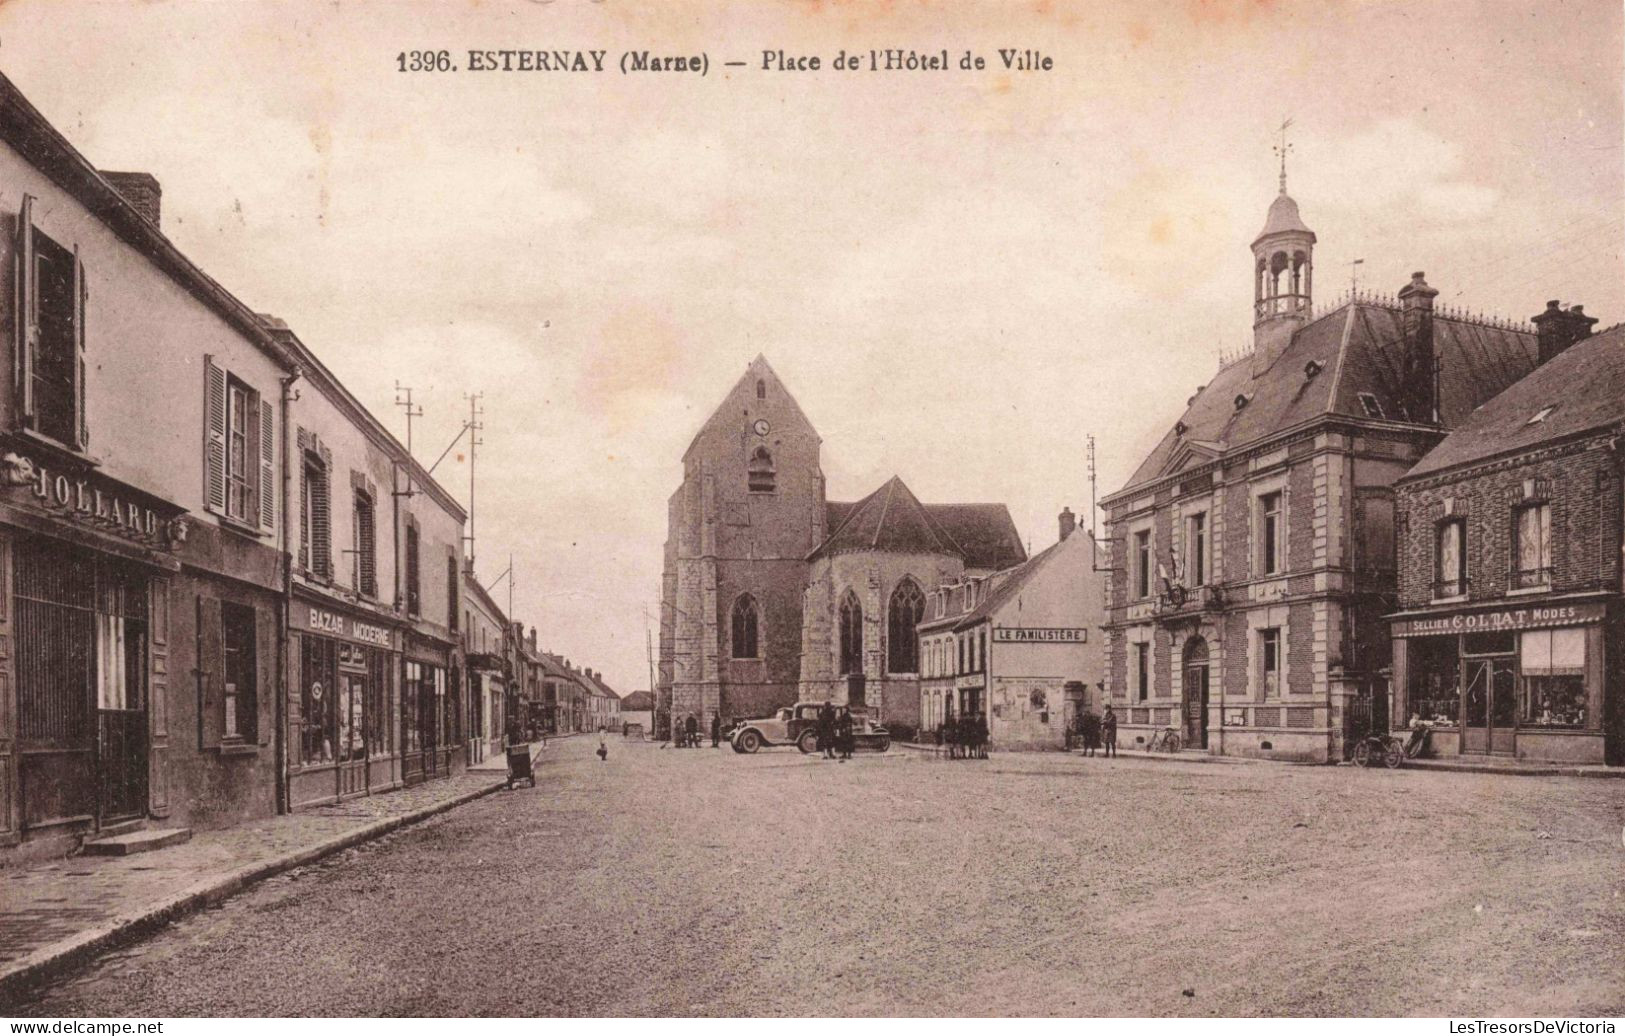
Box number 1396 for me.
[398,51,454,72]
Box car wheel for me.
[876,736,891,753]
[797,730,819,754]
[737,729,762,754]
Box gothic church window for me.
[839,590,863,676]
[747,446,776,493]
[886,578,925,674]
[731,594,760,660]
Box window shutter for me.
[258,398,275,529]
[315,462,331,577]
[16,195,36,424]
[197,595,225,748]
[203,356,227,514]
[73,246,87,448]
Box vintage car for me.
[729,702,891,754]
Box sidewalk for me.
[0,746,544,1004]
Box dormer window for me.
[1526,405,1557,426]
[747,446,775,493]
[1358,392,1385,419]
[1234,393,1250,411]
[1304,359,1322,378]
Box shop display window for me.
[300,637,335,765]
[1407,636,1460,725]
[1521,629,1587,728]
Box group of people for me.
[1069,703,1118,757]
[814,701,857,761]
[672,711,726,748]
[936,712,989,759]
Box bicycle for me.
[1144,726,1182,753]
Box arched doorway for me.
[1183,637,1210,750]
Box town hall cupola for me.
[1251,135,1316,376]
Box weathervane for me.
[1274,117,1294,194]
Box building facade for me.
[1389,313,1623,766]
[918,510,1104,748]
[0,72,471,860]
[462,569,510,760]
[1100,181,1540,762]
[657,357,1023,739]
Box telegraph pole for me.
[393,382,423,457]
[463,392,485,568]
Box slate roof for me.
[1404,324,1625,481]
[620,690,654,711]
[815,477,1026,570]
[1115,300,1538,497]
[953,538,1064,632]
[1255,192,1315,242]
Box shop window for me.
[1407,636,1460,725]
[886,578,924,673]
[1521,628,1587,728]
[731,593,760,659]
[838,591,863,676]
[205,359,274,529]
[353,490,377,598]
[747,446,776,493]
[369,648,392,753]
[1513,503,1551,589]
[337,666,366,763]
[1435,519,1466,598]
[300,636,335,765]
[17,211,86,449]
[221,602,257,743]
[1135,642,1149,702]
[1133,530,1151,599]
[405,521,421,616]
[1186,512,1208,586]
[1259,492,1284,575]
[301,452,332,579]
[1260,628,1281,697]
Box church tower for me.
[657,356,826,737]
[1251,135,1316,375]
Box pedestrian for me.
[1101,704,1118,758]
[1079,709,1101,757]
[836,707,854,761]
[974,712,989,759]
[711,712,722,748]
[946,712,960,760]
[818,701,836,759]
[596,740,608,762]
[685,712,698,749]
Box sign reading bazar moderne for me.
[992,626,1087,643]
[296,604,399,650]
[1392,601,1606,638]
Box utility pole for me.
[393,382,423,457]
[463,392,485,569]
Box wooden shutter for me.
[196,594,225,749]
[73,246,87,448]
[258,398,275,529]
[203,356,227,514]
[15,195,36,425]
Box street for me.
[16,737,1625,1017]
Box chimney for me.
[1058,507,1076,542]
[1397,272,1439,423]
[528,626,538,649]
[100,171,161,228]
[1532,300,1598,365]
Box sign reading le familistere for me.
[993,627,1087,644]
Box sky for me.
[3,0,1619,695]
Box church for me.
[656,358,1026,738]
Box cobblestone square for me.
[15,738,1624,1017]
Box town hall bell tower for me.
[1251,133,1316,374]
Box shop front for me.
[402,633,457,785]
[1391,597,1617,766]
[0,451,188,854]
[287,597,403,809]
